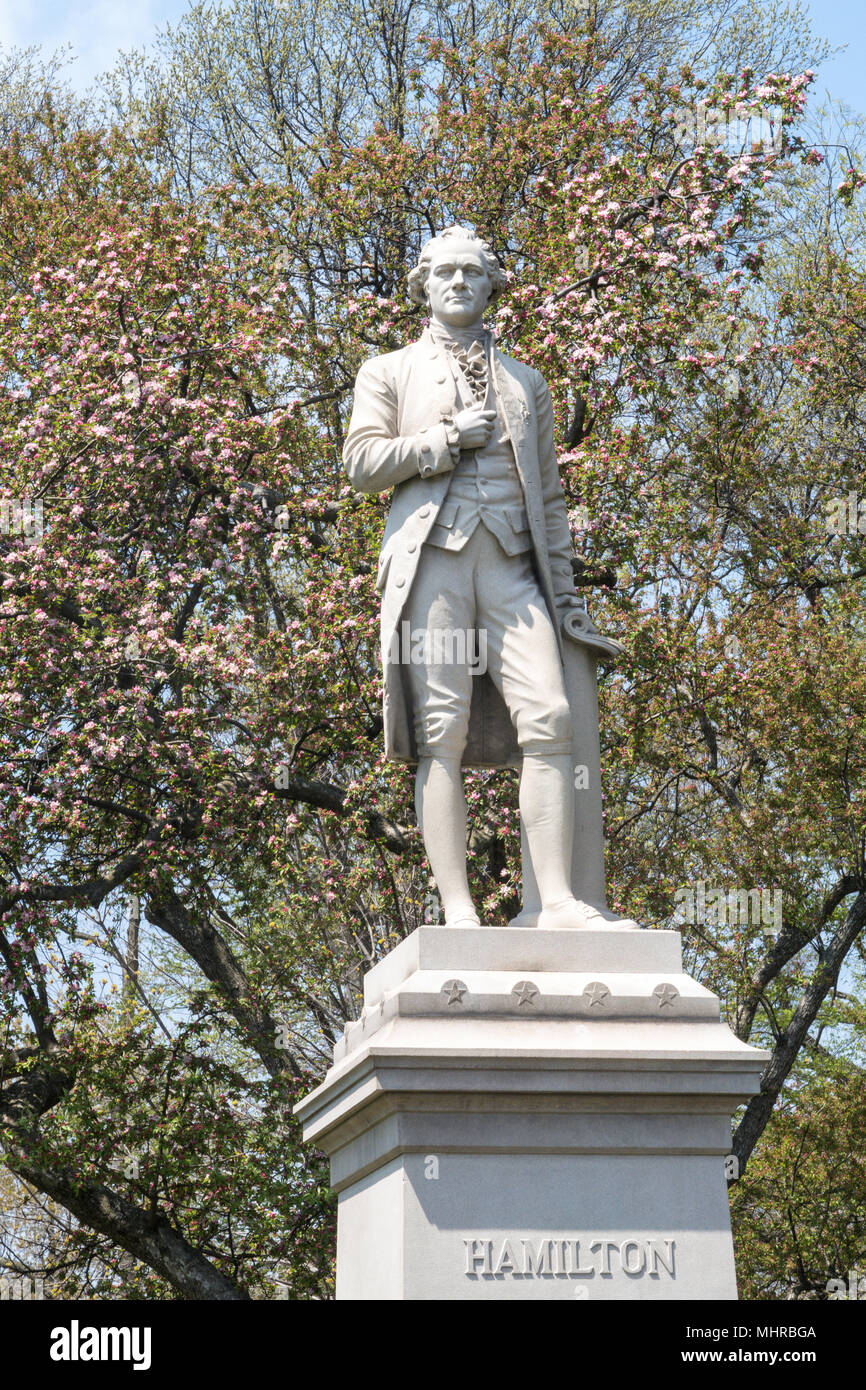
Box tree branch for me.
[732,889,866,1173]
[144,886,303,1082]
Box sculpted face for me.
[425,242,492,328]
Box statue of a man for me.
[344,225,634,930]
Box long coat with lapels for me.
[343,327,576,767]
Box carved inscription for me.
[463,1237,676,1279]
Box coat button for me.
[419,506,431,518]
[395,576,406,587]
[436,375,447,384]
[407,541,417,553]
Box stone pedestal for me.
[295,927,768,1301]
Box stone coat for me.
[342,328,576,766]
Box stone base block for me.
[296,927,768,1301]
[338,1152,737,1301]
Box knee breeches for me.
[401,527,572,759]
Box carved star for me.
[442,979,467,1006]
[583,981,610,1007]
[653,983,679,1009]
[512,980,539,1007]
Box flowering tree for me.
[0,121,344,1297]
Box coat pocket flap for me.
[434,499,459,528]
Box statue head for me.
[407,225,506,328]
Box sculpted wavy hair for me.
[407,225,507,307]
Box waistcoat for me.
[425,342,532,555]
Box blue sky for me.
[0,0,863,120]
[0,0,190,89]
[799,0,866,122]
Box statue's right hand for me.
[454,407,496,449]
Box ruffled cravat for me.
[429,323,490,404]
